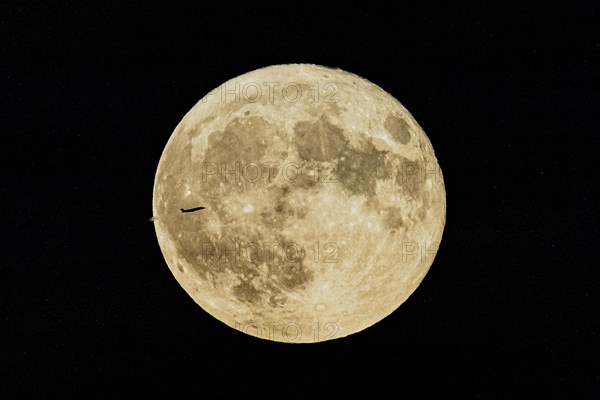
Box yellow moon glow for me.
[153,64,446,343]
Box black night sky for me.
[4,2,599,397]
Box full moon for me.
[153,64,446,343]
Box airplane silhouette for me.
[180,206,206,213]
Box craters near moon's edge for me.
[384,113,411,145]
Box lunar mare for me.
[153,64,446,343]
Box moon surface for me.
[153,64,446,343]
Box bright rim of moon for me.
[153,64,446,343]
